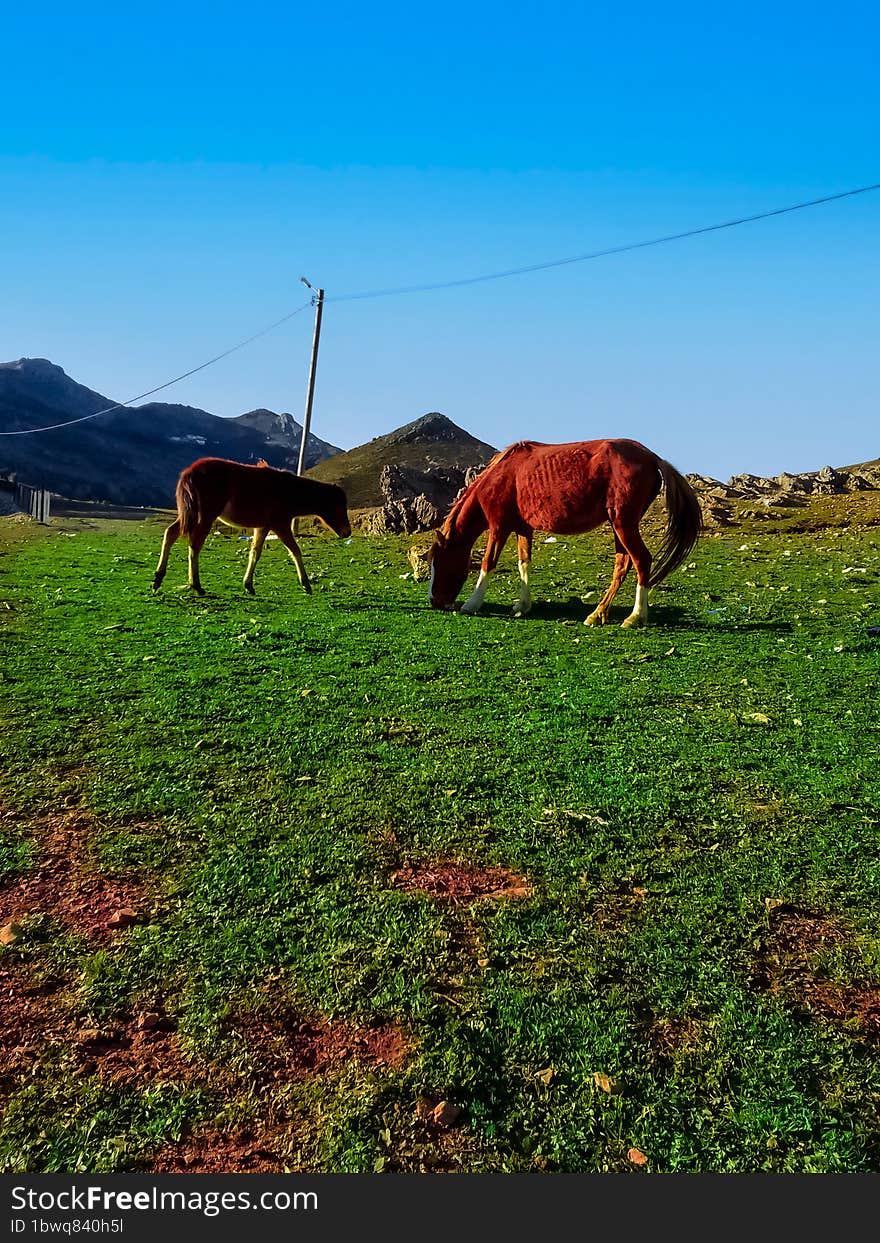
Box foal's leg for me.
[243,528,268,595]
[153,519,181,591]
[187,524,211,596]
[461,530,509,615]
[512,532,533,617]
[273,524,312,594]
[585,536,631,626]
[612,517,652,628]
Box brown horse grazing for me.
[429,439,702,627]
[153,457,351,596]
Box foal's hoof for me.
[302,582,313,595]
[244,583,256,596]
[584,610,606,626]
[151,578,162,593]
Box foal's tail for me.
[176,469,201,536]
[649,460,703,587]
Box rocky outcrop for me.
[683,460,880,527]
[363,464,462,534]
[687,460,880,514]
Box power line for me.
[3,180,877,438]
[329,181,880,303]
[0,302,312,436]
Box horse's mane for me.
[440,441,535,536]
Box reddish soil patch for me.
[752,906,880,1039]
[149,1127,293,1173]
[0,809,147,941]
[74,1008,195,1086]
[0,959,74,1087]
[0,950,197,1091]
[391,861,531,902]
[0,805,185,1096]
[236,1007,411,1083]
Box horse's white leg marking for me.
[460,569,491,614]
[188,542,201,592]
[512,559,532,617]
[621,583,649,628]
[286,543,308,585]
[153,522,179,588]
[243,528,268,594]
[428,561,435,605]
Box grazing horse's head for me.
[317,484,352,539]
[428,528,470,610]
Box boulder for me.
[368,463,471,534]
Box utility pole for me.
[293,279,324,536]
[296,278,324,478]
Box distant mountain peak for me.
[387,412,465,445]
[238,407,299,426]
[1,357,66,375]
[307,411,497,509]
[231,407,341,462]
[0,357,341,504]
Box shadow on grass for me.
[473,598,794,634]
[147,590,793,634]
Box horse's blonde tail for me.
[649,461,703,587]
[176,470,200,536]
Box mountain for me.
[229,408,340,467]
[306,412,497,509]
[0,359,341,507]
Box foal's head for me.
[428,528,471,610]
[316,484,352,538]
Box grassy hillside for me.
[0,504,879,1173]
[307,413,496,509]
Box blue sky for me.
[1,0,877,477]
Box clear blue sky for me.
[1,0,877,478]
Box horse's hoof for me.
[244,584,255,596]
[620,615,645,629]
[584,611,606,626]
[303,583,313,595]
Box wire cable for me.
[329,181,880,303]
[3,181,878,435]
[0,302,312,436]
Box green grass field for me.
[1,508,879,1173]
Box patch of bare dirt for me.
[234,1006,412,1085]
[0,958,199,1090]
[641,1012,708,1062]
[148,1127,293,1173]
[0,808,148,941]
[372,1095,485,1172]
[0,959,73,1087]
[74,1007,196,1086]
[391,861,531,902]
[752,906,880,1039]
